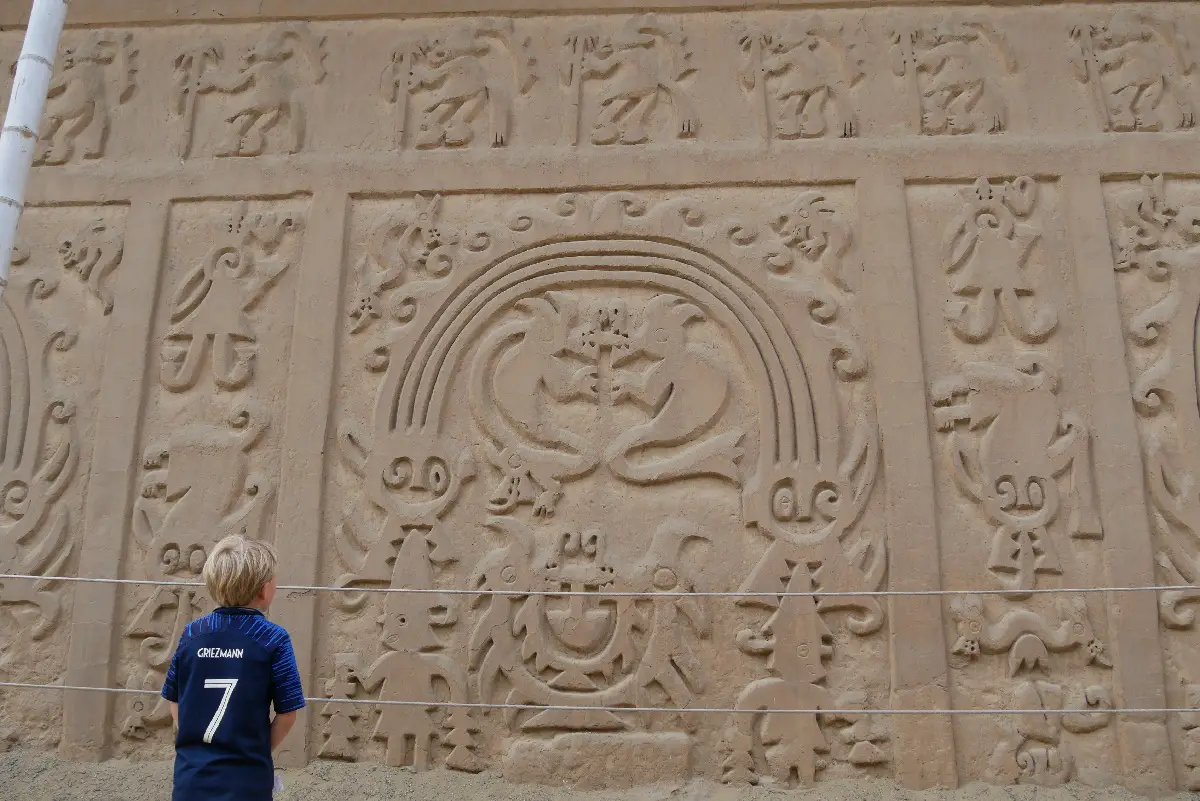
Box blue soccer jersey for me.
[162,607,305,801]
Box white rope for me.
[0,573,1193,599]
[0,681,1192,717]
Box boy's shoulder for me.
[180,608,293,651]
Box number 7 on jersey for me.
[202,678,239,743]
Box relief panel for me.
[1108,176,1200,790]
[0,205,124,749]
[1069,11,1196,134]
[909,179,1118,787]
[887,15,1019,136]
[112,197,309,754]
[318,186,892,787]
[2,5,1195,161]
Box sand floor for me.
[2,749,1198,801]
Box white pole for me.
[0,0,68,306]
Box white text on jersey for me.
[197,648,244,659]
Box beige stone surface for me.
[0,1,1197,796]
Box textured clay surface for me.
[0,1,1198,797]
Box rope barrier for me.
[0,681,1192,717]
[0,573,1194,599]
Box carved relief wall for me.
[0,0,1196,794]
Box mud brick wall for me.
[0,0,1198,793]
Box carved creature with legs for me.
[605,295,744,484]
[1070,12,1195,132]
[890,16,1015,135]
[384,20,537,149]
[37,31,137,165]
[740,18,864,140]
[190,24,327,157]
[572,15,699,145]
[161,203,303,392]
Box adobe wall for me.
[0,0,1197,793]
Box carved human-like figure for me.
[383,20,537,149]
[346,532,480,772]
[890,16,1015,135]
[727,565,834,786]
[739,19,864,140]
[565,15,699,145]
[161,203,303,392]
[1070,12,1195,132]
[942,177,1056,344]
[184,24,327,157]
[932,355,1103,593]
[36,31,137,165]
[58,217,124,314]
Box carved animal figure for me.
[580,15,698,144]
[893,17,1013,135]
[943,177,1054,344]
[1079,12,1195,131]
[949,594,1111,672]
[133,402,272,581]
[605,294,743,483]
[387,21,536,149]
[474,294,600,516]
[37,31,136,165]
[58,217,123,314]
[160,204,300,392]
[468,517,536,702]
[932,356,1102,542]
[199,24,327,156]
[761,22,860,139]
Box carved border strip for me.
[23,137,1200,205]
[1,0,1190,27]
[1061,171,1175,794]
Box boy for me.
[162,535,306,801]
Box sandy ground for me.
[2,749,1198,801]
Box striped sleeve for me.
[161,647,180,702]
[269,630,306,714]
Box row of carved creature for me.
[17,8,1199,163]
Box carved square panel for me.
[312,186,897,784]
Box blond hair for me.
[203,535,278,608]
